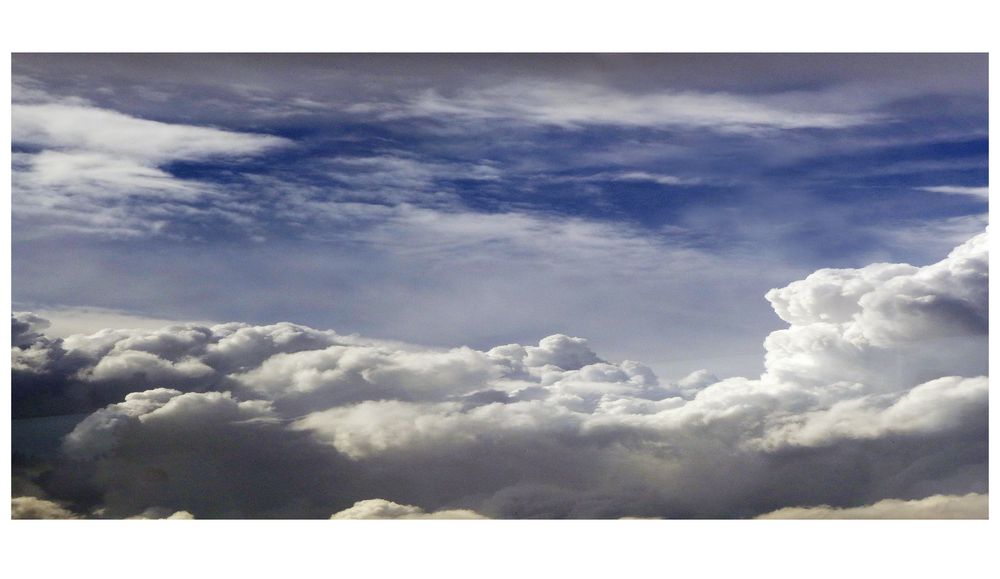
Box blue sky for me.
[11,54,988,379]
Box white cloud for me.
[759,376,987,449]
[11,93,291,237]
[362,81,878,131]
[13,102,289,163]
[330,499,486,519]
[21,306,214,339]
[761,231,987,391]
[917,185,989,199]
[756,493,987,519]
[126,508,197,520]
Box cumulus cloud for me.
[11,231,989,518]
[756,493,987,519]
[62,389,276,460]
[330,499,486,519]
[762,231,987,390]
[10,318,350,418]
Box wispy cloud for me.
[551,171,700,187]
[917,185,989,199]
[356,81,880,132]
[11,86,292,237]
[13,101,290,163]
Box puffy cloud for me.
[761,231,987,391]
[292,399,579,460]
[756,493,987,519]
[510,334,603,371]
[11,231,989,518]
[62,389,275,460]
[237,344,500,409]
[759,377,988,449]
[9,319,350,418]
[11,496,81,519]
[330,499,486,519]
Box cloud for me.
[126,508,196,520]
[62,389,276,460]
[53,388,353,518]
[330,499,486,519]
[11,231,989,518]
[549,171,700,187]
[11,496,81,519]
[917,186,989,199]
[360,81,878,132]
[10,497,194,519]
[11,88,291,238]
[761,230,987,390]
[16,306,214,339]
[759,376,987,449]
[756,493,987,519]
[12,101,289,163]
[9,316,355,418]
[12,311,50,348]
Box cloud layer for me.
[11,230,988,518]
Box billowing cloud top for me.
[11,230,987,519]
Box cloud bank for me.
[11,231,988,518]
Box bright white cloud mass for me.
[11,230,987,518]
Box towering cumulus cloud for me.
[10,231,988,518]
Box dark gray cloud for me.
[13,54,988,103]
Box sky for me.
[9,53,989,519]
